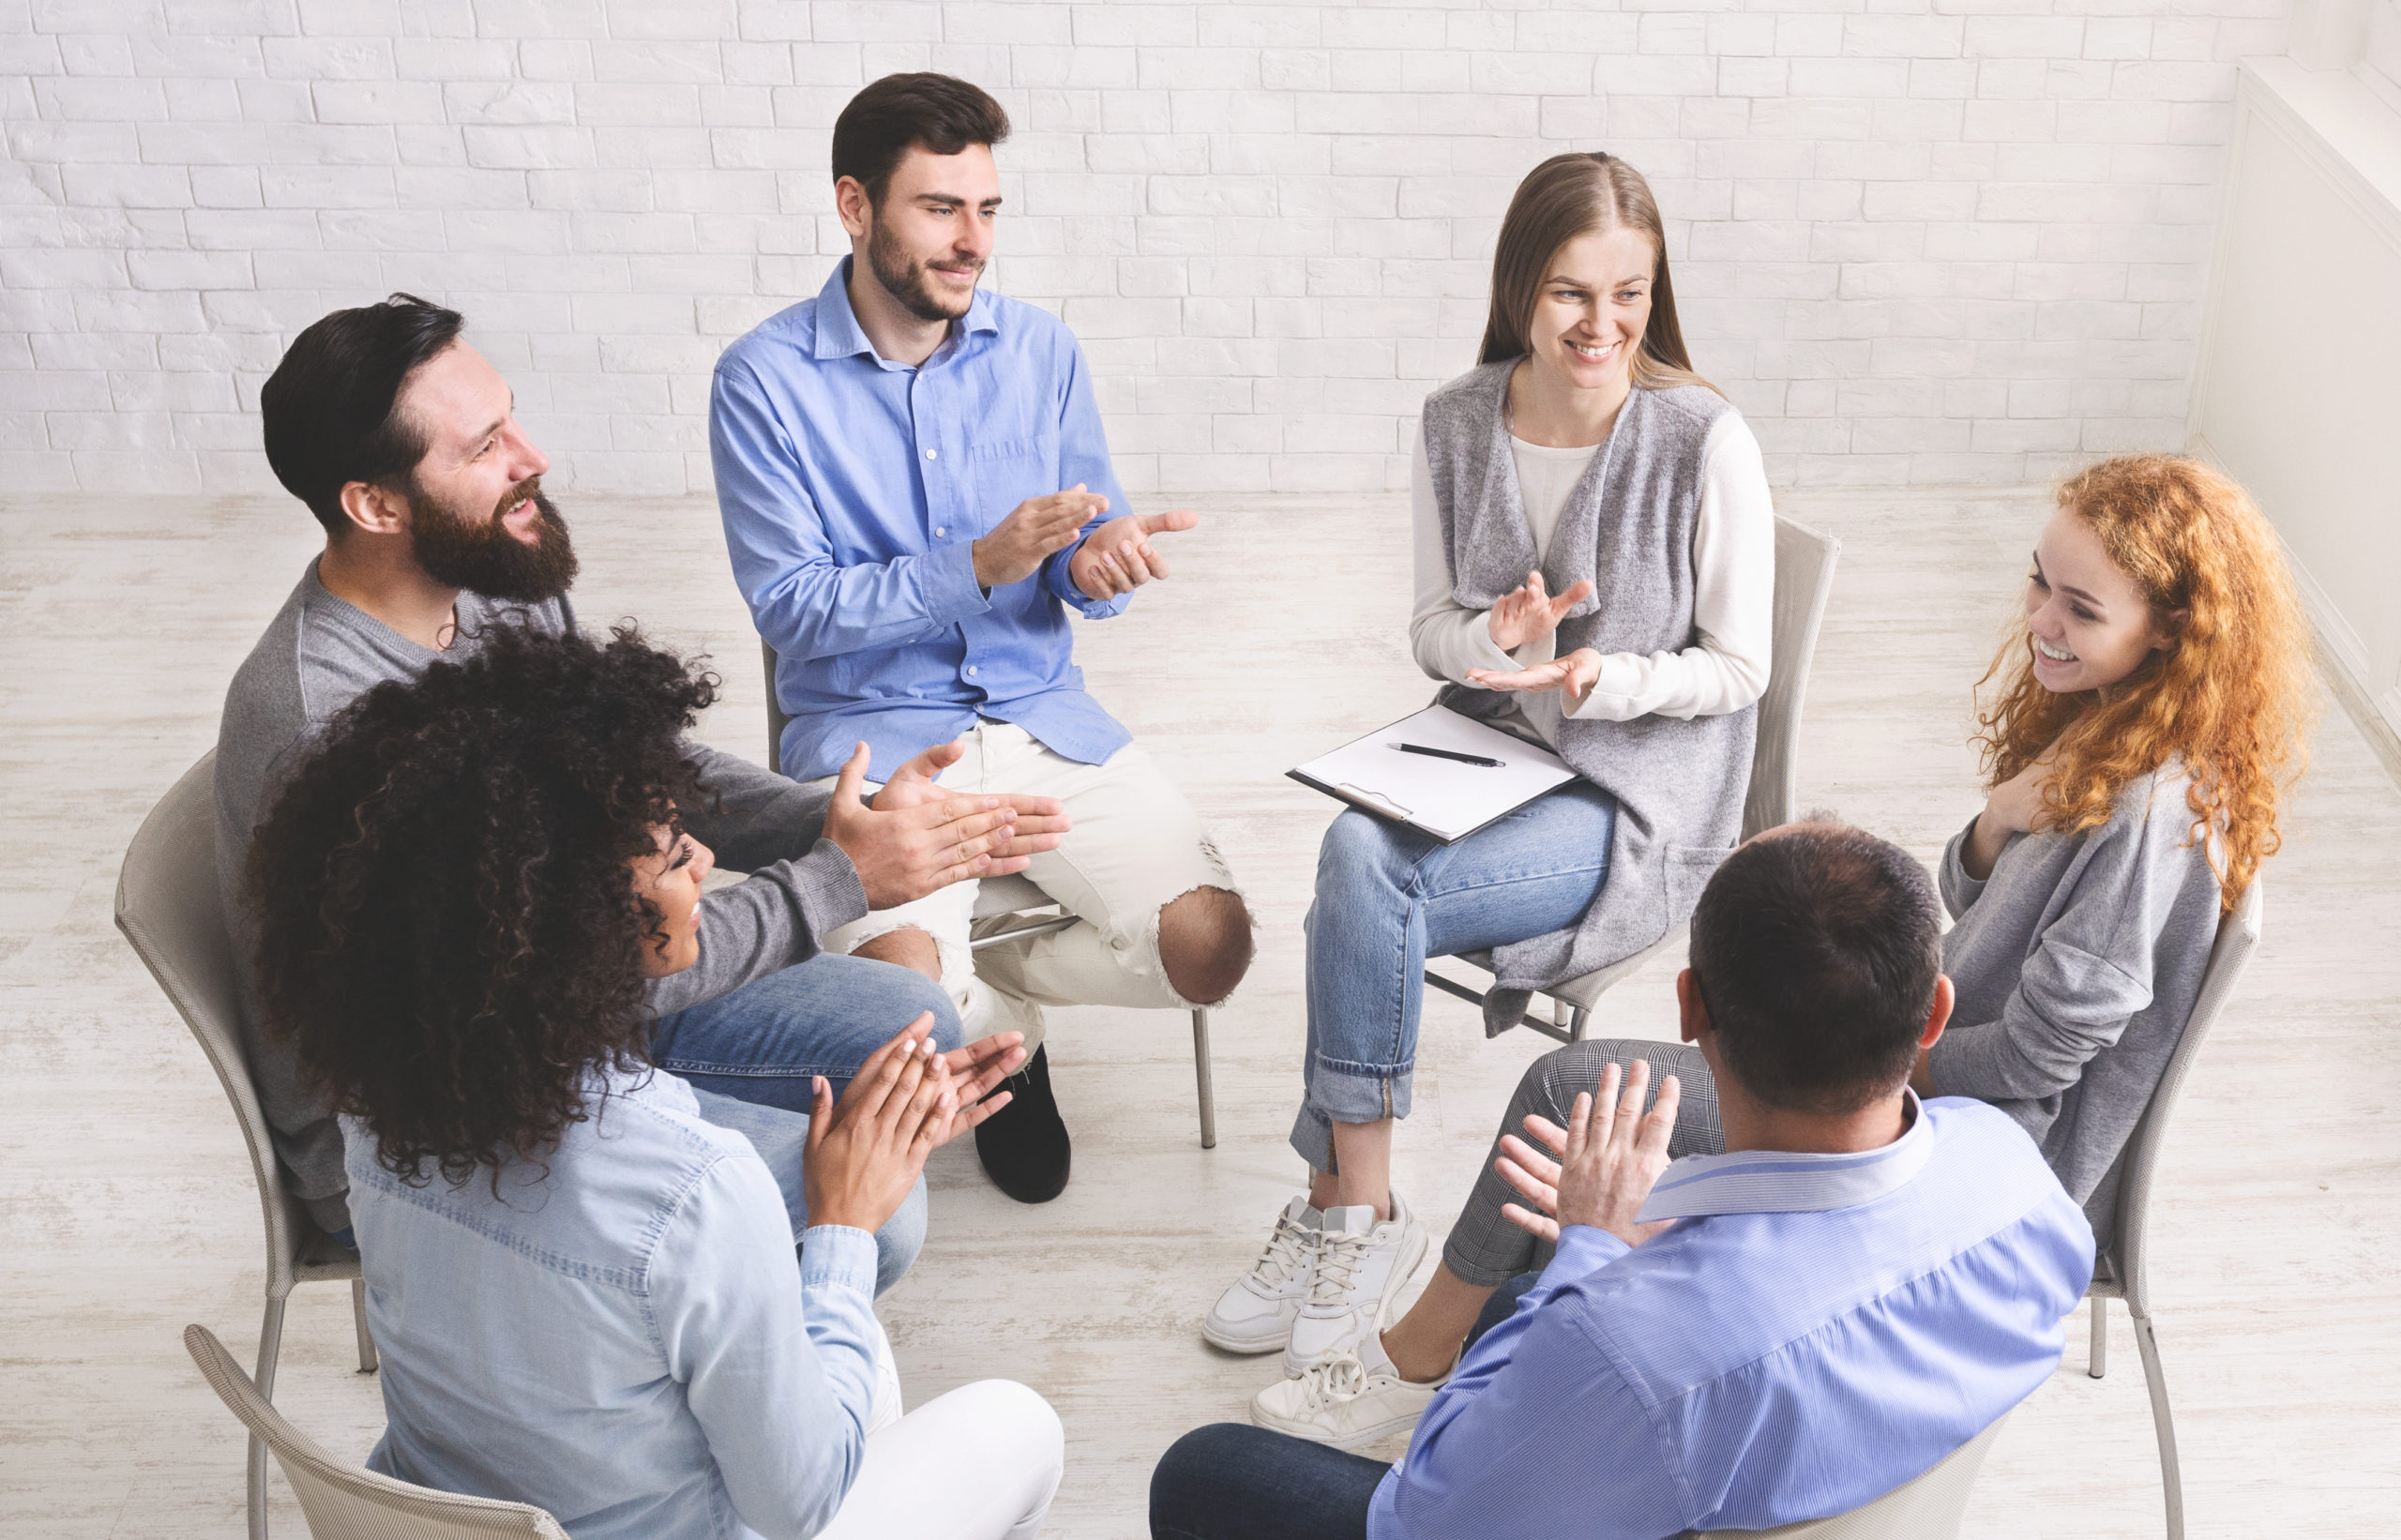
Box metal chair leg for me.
[250,1294,288,1540]
[1190,1006,1216,1150]
[1569,1005,1590,1043]
[2090,1295,2107,1379]
[352,1276,379,1374]
[2130,1307,2184,1540]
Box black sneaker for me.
[974,1043,1072,1204]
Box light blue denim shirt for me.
[343,1067,882,1540]
[1369,1095,2096,1539]
[712,258,1137,783]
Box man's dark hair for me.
[247,624,716,1188]
[1686,823,1943,1114]
[832,72,1011,206]
[260,293,464,536]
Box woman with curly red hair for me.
[1300,453,2314,1451]
[1911,452,2312,1234]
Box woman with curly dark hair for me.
[249,623,1063,1540]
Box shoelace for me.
[1296,1353,1370,1411]
[1247,1211,1316,1291]
[1310,1226,1370,1306]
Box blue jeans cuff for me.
[1289,1064,1414,1173]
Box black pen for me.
[1389,742,1502,768]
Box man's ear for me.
[1918,974,1955,1051]
[1676,968,1709,1047]
[335,477,409,539]
[835,174,874,241]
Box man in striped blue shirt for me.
[1153,822,2095,1540]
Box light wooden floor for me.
[3,485,2395,1538]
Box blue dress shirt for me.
[1369,1094,2096,1540]
[344,1068,883,1540]
[712,258,1137,782]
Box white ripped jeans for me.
[816,720,1242,1050]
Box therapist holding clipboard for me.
[1201,152,1776,1441]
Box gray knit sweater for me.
[1930,762,2224,1245]
[214,561,867,1230]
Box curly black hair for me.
[248,623,717,1187]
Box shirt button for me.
[934,525,946,537]
[925,447,938,460]
[966,665,979,677]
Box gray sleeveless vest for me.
[1422,360,1757,1034]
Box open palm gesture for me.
[1486,570,1594,653]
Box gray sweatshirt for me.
[1930,762,2223,1246]
[214,561,867,1230]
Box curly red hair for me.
[1973,455,2313,911]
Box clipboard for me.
[1287,704,1578,844]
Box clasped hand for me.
[802,1014,1029,1235]
[1492,1059,1681,1250]
[823,739,1073,910]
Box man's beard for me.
[867,219,979,324]
[408,475,580,604]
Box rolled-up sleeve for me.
[653,1161,881,1540]
[713,356,992,662]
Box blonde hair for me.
[1974,455,2314,910]
[1476,151,1718,397]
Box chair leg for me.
[352,1276,379,1374]
[2090,1295,2107,1380]
[1569,1006,1590,1043]
[1190,1006,1216,1150]
[2130,1307,2184,1540]
[250,1294,287,1540]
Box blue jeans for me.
[651,950,963,1111]
[1151,1423,1390,1540]
[654,953,963,1295]
[1290,783,1617,1171]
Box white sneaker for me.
[1284,1190,1426,1375]
[1250,1338,1447,1451]
[1202,1197,1321,1354]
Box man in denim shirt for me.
[713,73,1254,1203]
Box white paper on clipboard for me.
[1287,704,1578,844]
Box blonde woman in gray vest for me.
[1202,152,1776,1435]
[1302,453,2313,1457]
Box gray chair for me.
[1694,1412,2008,1539]
[763,640,1217,1147]
[2083,875,2263,1540]
[185,1323,569,1540]
[1425,513,1843,1041]
[117,752,379,1540]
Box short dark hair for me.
[260,293,464,536]
[831,72,1011,207]
[1686,823,1943,1114]
[248,624,716,1188]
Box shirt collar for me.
[811,255,1000,364]
[1636,1089,1932,1223]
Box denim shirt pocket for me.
[965,432,1063,531]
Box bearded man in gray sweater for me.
[219,294,1069,1249]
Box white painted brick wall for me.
[1,0,2292,497]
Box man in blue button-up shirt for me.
[711,73,1253,1204]
[1150,823,2096,1540]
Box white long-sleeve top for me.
[1409,411,1774,748]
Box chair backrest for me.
[115,751,310,1295]
[1697,1412,2007,1539]
[2106,875,2263,1306]
[763,637,792,773]
[184,1324,570,1540]
[1745,515,1842,839]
